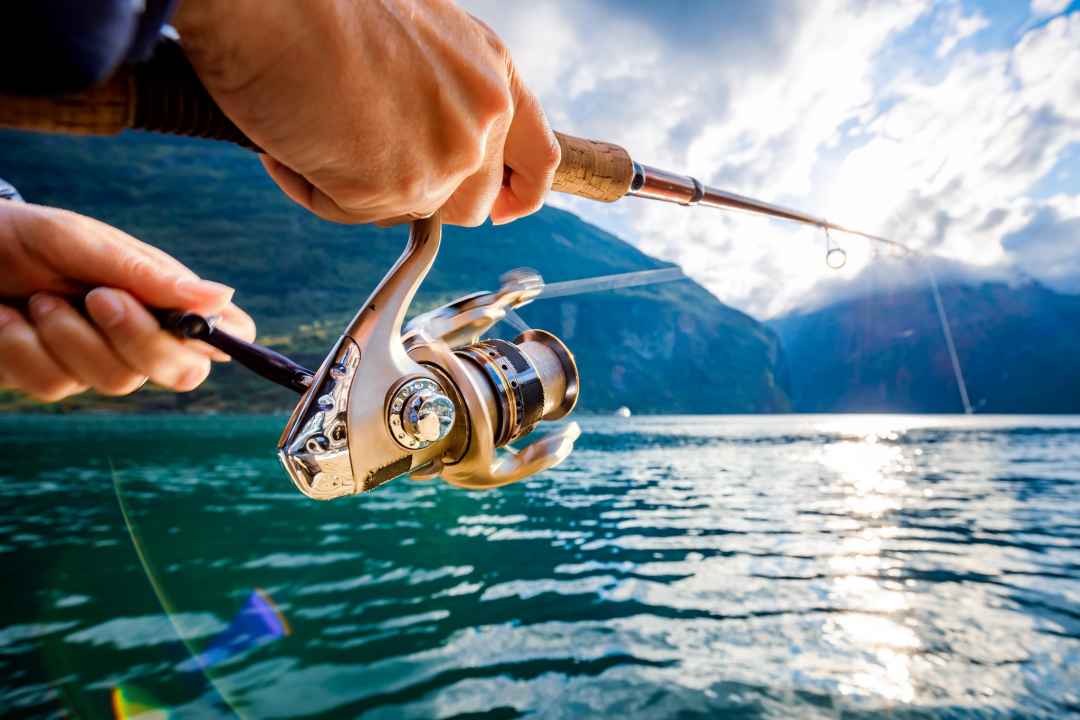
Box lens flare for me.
[111,685,170,720]
[179,588,290,673]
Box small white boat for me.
[614,406,632,418]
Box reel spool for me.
[277,214,581,500]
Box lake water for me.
[2,414,1079,718]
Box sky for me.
[461,0,1080,318]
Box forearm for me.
[0,0,179,96]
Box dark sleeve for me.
[0,178,24,203]
[0,0,179,96]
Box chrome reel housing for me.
[278,215,580,500]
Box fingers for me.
[5,291,252,403]
[261,156,378,225]
[380,66,555,228]
[217,303,257,343]
[246,17,554,229]
[26,294,147,396]
[261,155,450,226]
[490,74,560,225]
[10,204,236,313]
[0,200,244,402]
[440,117,511,227]
[0,304,87,402]
[85,288,211,392]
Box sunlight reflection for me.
[818,424,919,705]
[820,438,907,518]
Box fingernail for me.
[176,278,234,302]
[177,363,210,392]
[28,294,58,319]
[87,288,125,328]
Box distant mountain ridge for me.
[0,130,790,414]
[5,131,1075,416]
[771,279,1080,413]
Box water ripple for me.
[2,414,1079,718]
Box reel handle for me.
[157,310,313,394]
[0,41,634,203]
[446,423,582,490]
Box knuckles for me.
[16,209,67,256]
[456,139,489,183]
[96,371,146,397]
[453,212,487,229]
[537,133,563,177]
[28,378,83,404]
[117,255,155,286]
[471,80,514,133]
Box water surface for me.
[2,414,1079,718]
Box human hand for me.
[172,0,560,227]
[0,202,255,402]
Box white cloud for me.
[463,1,1080,317]
[936,7,990,57]
[1031,0,1071,18]
[1001,194,1080,292]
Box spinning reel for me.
[275,214,580,499]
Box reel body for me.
[277,215,581,500]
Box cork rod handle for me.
[0,77,134,136]
[550,133,634,202]
[0,44,635,203]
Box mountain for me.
[0,130,790,414]
[771,280,1080,413]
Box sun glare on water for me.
[816,418,919,704]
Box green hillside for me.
[0,130,790,414]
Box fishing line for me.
[503,308,532,333]
[810,225,974,414]
[924,261,974,414]
[824,228,847,270]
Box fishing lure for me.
[1,41,962,497]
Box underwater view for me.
[3,414,1078,719]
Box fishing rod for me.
[0,40,971,499]
[0,40,903,251]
